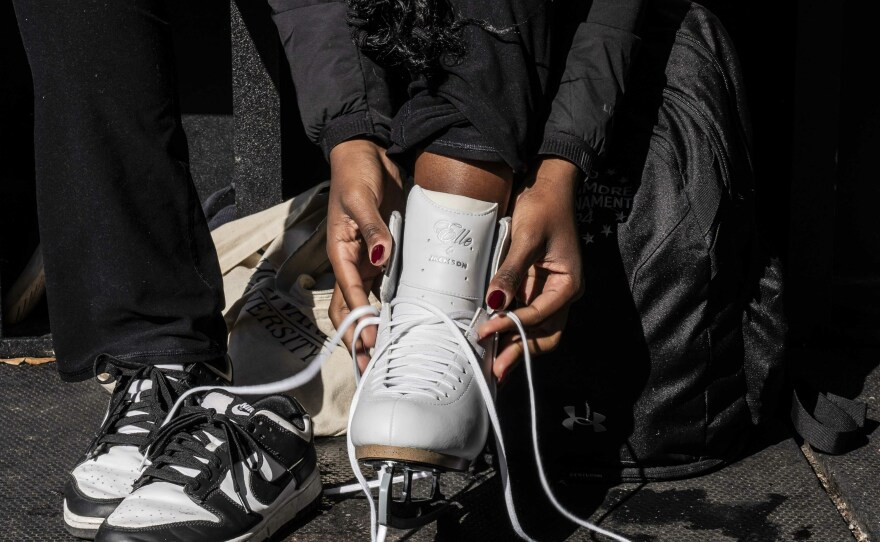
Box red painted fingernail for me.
[487,290,505,310]
[370,245,385,265]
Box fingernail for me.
[497,368,508,387]
[487,290,505,310]
[370,244,385,265]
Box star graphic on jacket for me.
[582,233,595,245]
[615,211,628,222]
[601,224,613,236]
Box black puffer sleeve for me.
[539,0,644,175]
[269,0,393,158]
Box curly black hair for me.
[346,0,493,79]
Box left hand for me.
[477,157,585,383]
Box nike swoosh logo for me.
[231,404,253,417]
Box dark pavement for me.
[2,360,875,542]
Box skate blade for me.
[355,445,470,472]
[371,462,456,530]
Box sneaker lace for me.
[86,358,191,457]
[162,303,631,542]
[137,405,264,514]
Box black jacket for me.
[269,0,644,176]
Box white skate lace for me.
[361,300,481,399]
[162,302,631,542]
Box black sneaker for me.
[94,390,322,542]
[63,356,230,539]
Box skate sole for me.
[63,499,103,540]
[356,445,470,471]
[226,467,322,542]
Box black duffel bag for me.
[500,0,786,482]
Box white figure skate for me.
[347,186,510,529]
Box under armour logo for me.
[562,403,606,432]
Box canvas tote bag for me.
[211,181,375,436]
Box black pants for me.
[12,0,227,381]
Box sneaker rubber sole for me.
[63,499,105,540]
[225,468,323,542]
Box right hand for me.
[327,138,404,372]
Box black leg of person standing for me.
[11,0,229,537]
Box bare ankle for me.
[413,151,512,214]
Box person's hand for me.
[477,157,584,383]
[327,138,404,372]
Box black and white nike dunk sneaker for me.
[64,355,230,539]
[94,390,322,542]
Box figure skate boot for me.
[348,185,510,529]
